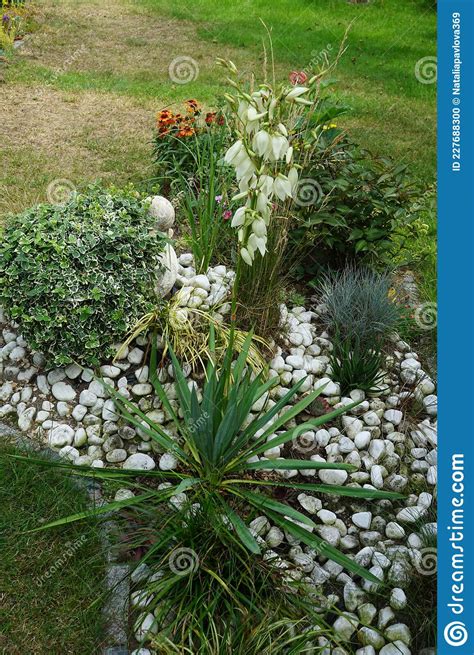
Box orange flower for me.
[185,99,199,114]
[157,109,173,120]
[157,109,177,128]
[205,111,217,124]
[177,125,196,137]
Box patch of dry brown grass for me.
[0,83,156,216]
[0,0,265,220]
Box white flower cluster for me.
[224,85,312,266]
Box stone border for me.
[0,421,131,655]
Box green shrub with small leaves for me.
[0,186,166,366]
[291,136,423,270]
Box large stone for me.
[390,588,407,611]
[155,244,178,298]
[48,424,75,448]
[352,512,372,530]
[385,624,411,646]
[123,453,156,471]
[149,195,175,231]
[318,468,348,485]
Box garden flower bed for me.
[0,239,437,653]
[0,17,437,652]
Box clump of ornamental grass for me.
[115,292,269,372]
[319,266,399,393]
[118,500,337,654]
[319,266,400,348]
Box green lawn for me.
[141,0,437,182]
[0,442,106,654]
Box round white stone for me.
[124,453,156,471]
[352,512,372,530]
[51,382,76,402]
[48,424,75,448]
[318,469,348,485]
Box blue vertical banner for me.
[438,1,474,653]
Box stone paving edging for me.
[0,421,131,655]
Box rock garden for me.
[0,5,437,654]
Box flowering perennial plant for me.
[219,59,318,266]
[153,99,227,189]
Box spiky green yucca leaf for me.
[25,329,403,584]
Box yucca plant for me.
[24,328,402,583]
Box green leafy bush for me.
[0,186,166,366]
[291,136,423,269]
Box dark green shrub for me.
[0,186,166,366]
[291,136,423,270]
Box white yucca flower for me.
[285,86,309,101]
[231,207,247,228]
[240,247,253,266]
[253,130,271,157]
[270,134,289,161]
[251,217,267,238]
[288,167,299,194]
[224,140,244,165]
[256,191,270,214]
[247,233,266,257]
[273,175,293,201]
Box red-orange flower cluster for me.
[156,100,224,139]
